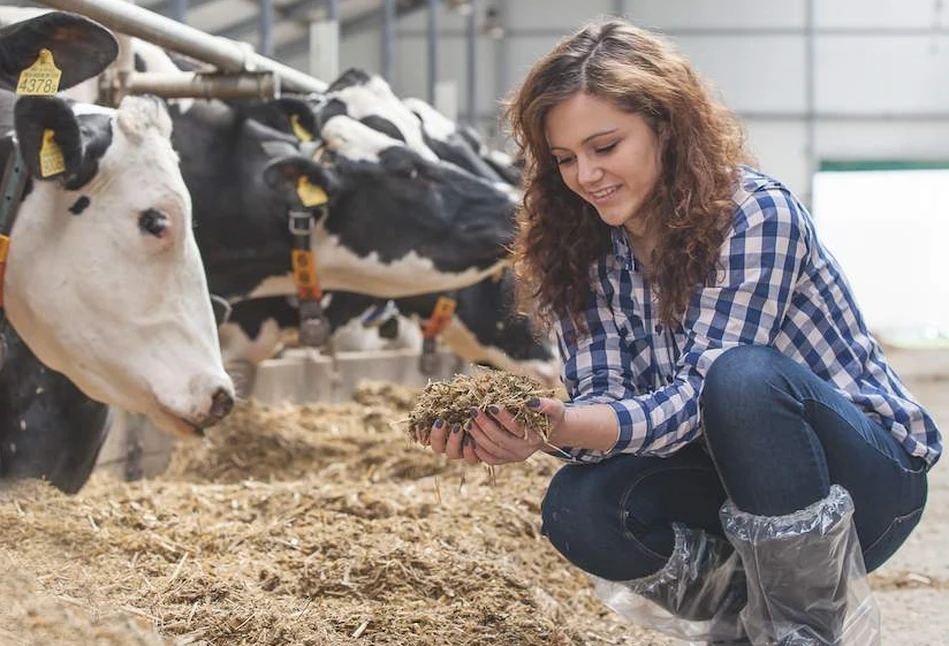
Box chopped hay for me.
[0,382,669,646]
[407,370,556,444]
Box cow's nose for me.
[209,387,234,423]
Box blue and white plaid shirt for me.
[555,166,942,466]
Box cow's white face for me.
[4,95,234,436]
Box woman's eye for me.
[139,208,169,238]
[595,142,618,155]
[554,156,574,166]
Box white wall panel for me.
[674,36,807,113]
[815,36,949,113]
[815,0,949,29]
[815,120,949,159]
[622,0,805,29]
[743,119,811,198]
[507,0,615,31]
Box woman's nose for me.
[577,156,603,187]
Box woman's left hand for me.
[466,401,560,465]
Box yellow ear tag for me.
[16,48,62,96]
[296,176,328,207]
[39,129,65,178]
[290,114,313,143]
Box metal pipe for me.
[36,0,327,93]
[171,0,187,22]
[465,0,478,127]
[804,0,816,208]
[259,0,274,57]
[122,71,278,99]
[427,0,438,105]
[382,0,395,82]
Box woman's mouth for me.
[588,185,620,204]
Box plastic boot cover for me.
[591,523,748,644]
[720,484,881,646]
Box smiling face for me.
[545,92,662,238]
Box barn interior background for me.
[1,0,948,644]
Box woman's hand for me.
[467,397,565,465]
[418,418,482,465]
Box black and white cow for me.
[2,94,234,437]
[221,267,559,387]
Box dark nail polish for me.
[434,418,444,429]
[451,423,461,434]
[469,407,479,418]
[527,398,540,409]
[487,405,500,416]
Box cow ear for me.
[0,12,118,91]
[238,98,319,142]
[263,155,344,207]
[13,95,84,184]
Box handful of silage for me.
[407,369,556,445]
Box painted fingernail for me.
[527,398,541,409]
[469,407,479,418]
[434,418,444,429]
[487,405,500,416]
[451,423,461,434]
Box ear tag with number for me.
[39,129,65,178]
[16,48,62,96]
[290,114,314,143]
[296,176,328,207]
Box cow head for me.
[261,115,516,298]
[5,94,234,437]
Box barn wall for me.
[329,0,949,206]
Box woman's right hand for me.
[417,418,482,465]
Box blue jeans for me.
[541,345,929,580]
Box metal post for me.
[171,0,187,22]
[37,0,327,93]
[427,0,438,105]
[466,0,478,127]
[260,0,274,57]
[804,0,816,209]
[382,0,396,83]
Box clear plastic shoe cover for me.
[590,523,748,644]
[720,484,881,646]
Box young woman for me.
[419,17,939,645]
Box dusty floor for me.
[0,355,946,645]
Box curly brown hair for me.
[503,18,752,332]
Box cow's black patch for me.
[316,98,348,130]
[360,115,405,142]
[326,68,371,93]
[0,318,111,494]
[68,195,90,215]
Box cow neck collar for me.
[288,201,331,348]
[0,144,30,310]
[418,295,458,375]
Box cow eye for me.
[139,208,169,237]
